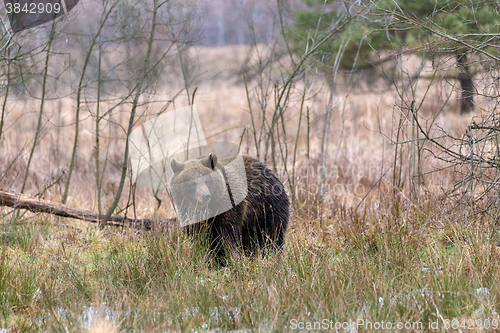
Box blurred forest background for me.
[0,0,498,227]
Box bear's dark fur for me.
[169,153,289,266]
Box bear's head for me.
[169,154,219,209]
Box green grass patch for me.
[0,213,499,332]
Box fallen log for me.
[0,189,176,230]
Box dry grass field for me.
[1,43,500,332]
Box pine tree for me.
[290,0,500,113]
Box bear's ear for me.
[171,158,185,174]
[201,153,217,170]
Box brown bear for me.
[169,153,289,266]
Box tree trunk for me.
[457,53,474,114]
[0,189,176,230]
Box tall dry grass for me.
[1,41,500,331]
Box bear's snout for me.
[201,192,211,204]
[193,182,212,206]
